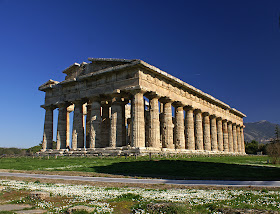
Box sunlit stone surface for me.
[39,58,246,155]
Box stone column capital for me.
[67,105,74,112]
[194,108,202,114]
[145,91,160,99]
[41,105,56,111]
[173,101,184,107]
[72,99,84,105]
[129,88,146,96]
[57,102,71,109]
[112,96,128,105]
[183,105,193,111]
[159,96,173,103]
[216,117,222,121]
[100,99,111,106]
[202,112,210,117]
[209,114,216,119]
[88,96,101,103]
[222,119,228,122]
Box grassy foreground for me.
[1,179,280,213]
[0,155,280,181]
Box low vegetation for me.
[0,155,280,181]
[0,144,42,156]
[1,179,280,213]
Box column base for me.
[36,147,246,156]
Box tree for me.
[245,140,259,154]
[266,125,280,164]
[26,143,42,154]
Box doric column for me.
[203,112,211,151]
[88,97,102,149]
[160,98,174,149]
[210,115,218,151]
[227,121,233,153]
[101,102,110,147]
[56,103,69,150]
[240,126,245,154]
[131,90,145,148]
[174,103,185,149]
[122,100,128,146]
[145,102,149,147]
[232,123,237,152]
[222,120,229,152]
[194,109,203,150]
[185,106,195,150]
[66,106,72,149]
[160,103,164,113]
[71,100,84,150]
[85,104,91,148]
[217,117,223,151]
[42,106,54,151]
[147,94,160,148]
[125,103,131,146]
[110,97,123,147]
[237,125,241,153]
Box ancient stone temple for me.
[39,58,246,155]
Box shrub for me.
[266,142,280,164]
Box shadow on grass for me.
[93,160,280,181]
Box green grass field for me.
[0,155,279,180]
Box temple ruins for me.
[39,58,246,155]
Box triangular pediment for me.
[63,62,87,80]
[62,58,136,80]
[84,58,134,75]
[38,79,59,91]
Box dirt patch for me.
[0,204,32,211]
[0,169,128,179]
[0,189,30,202]
[110,201,135,214]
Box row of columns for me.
[42,90,245,154]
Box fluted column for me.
[72,100,84,150]
[42,106,54,151]
[240,126,245,154]
[161,98,174,149]
[56,103,68,150]
[185,107,195,150]
[237,125,241,153]
[227,122,233,153]
[131,90,145,148]
[222,120,229,152]
[101,103,110,147]
[174,103,185,149]
[217,117,223,151]
[110,97,123,147]
[194,109,203,150]
[127,118,131,146]
[122,101,128,146]
[88,98,102,149]
[203,112,211,151]
[210,115,218,151]
[147,95,160,148]
[85,104,91,148]
[232,123,237,153]
[66,106,72,149]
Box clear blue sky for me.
[1,0,280,148]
